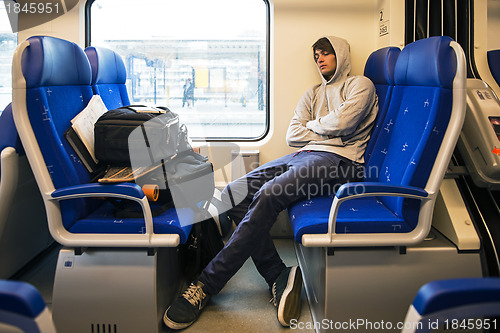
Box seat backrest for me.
[0,102,51,279]
[12,36,97,230]
[366,36,461,229]
[363,47,400,163]
[488,49,500,87]
[84,46,130,109]
[0,103,23,175]
[403,278,500,333]
[0,280,56,333]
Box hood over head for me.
[314,36,351,85]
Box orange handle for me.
[142,184,159,201]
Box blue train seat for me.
[488,49,500,87]
[0,103,50,279]
[0,280,56,333]
[402,278,500,333]
[0,104,22,198]
[0,104,23,163]
[363,46,400,163]
[11,36,193,332]
[12,36,193,247]
[84,46,131,109]
[289,36,466,247]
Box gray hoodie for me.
[286,36,378,163]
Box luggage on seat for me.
[94,105,179,166]
[94,105,215,211]
[84,45,215,213]
[137,150,215,208]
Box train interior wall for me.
[7,0,500,182]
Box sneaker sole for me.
[163,306,196,330]
[277,266,303,326]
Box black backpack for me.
[180,216,224,282]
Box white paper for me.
[70,95,108,163]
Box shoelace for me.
[183,283,206,308]
[269,282,278,306]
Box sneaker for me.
[270,266,303,326]
[163,281,211,330]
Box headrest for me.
[21,36,91,88]
[395,36,457,88]
[0,280,46,318]
[488,49,500,86]
[85,46,127,85]
[364,47,400,85]
[0,103,24,158]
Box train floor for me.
[14,238,314,333]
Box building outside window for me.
[88,0,269,140]
[0,1,17,112]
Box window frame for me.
[84,0,271,142]
[0,2,17,112]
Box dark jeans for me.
[198,150,362,295]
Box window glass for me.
[0,1,17,112]
[89,0,269,140]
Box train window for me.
[87,0,269,140]
[0,2,17,112]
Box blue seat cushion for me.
[27,86,95,189]
[85,46,127,86]
[23,36,91,88]
[0,280,46,318]
[488,50,500,87]
[364,47,400,86]
[84,46,131,109]
[364,83,393,163]
[0,104,23,157]
[289,195,409,244]
[69,202,194,244]
[0,103,24,175]
[93,83,130,110]
[363,47,400,166]
[413,278,500,316]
